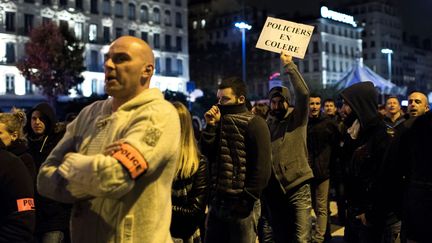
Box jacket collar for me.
[219,103,248,115]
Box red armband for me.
[112,143,148,179]
[16,198,35,212]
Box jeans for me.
[311,179,330,243]
[264,178,312,243]
[258,199,274,243]
[205,200,260,243]
[36,231,67,243]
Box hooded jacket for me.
[24,103,71,234]
[266,62,313,192]
[340,82,394,225]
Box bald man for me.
[407,91,429,117]
[38,36,181,242]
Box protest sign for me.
[256,17,314,59]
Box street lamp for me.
[234,21,252,82]
[381,48,393,81]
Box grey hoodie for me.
[267,62,313,192]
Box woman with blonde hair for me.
[170,101,208,243]
[0,108,36,179]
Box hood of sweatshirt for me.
[25,102,57,138]
[340,81,379,131]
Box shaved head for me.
[408,92,429,117]
[104,36,156,109]
[111,36,154,67]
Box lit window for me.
[92,79,98,93]
[89,24,97,42]
[74,22,83,40]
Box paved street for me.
[329,201,345,242]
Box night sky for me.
[245,0,431,39]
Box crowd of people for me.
[0,36,430,243]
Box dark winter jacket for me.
[201,103,271,215]
[6,140,36,181]
[171,156,208,239]
[24,103,71,234]
[398,112,432,187]
[0,145,35,242]
[340,82,394,225]
[307,114,341,180]
[398,111,432,241]
[267,62,313,192]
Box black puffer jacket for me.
[171,156,208,239]
[307,114,340,180]
[24,103,71,235]
[0,144,35,242]
[340,82,394,225]
[201,103,271,215]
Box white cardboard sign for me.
[256,17,315,59]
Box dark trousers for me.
[205,200,260,243]
[258,198,274,243]
[344,211,401,243]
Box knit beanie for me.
[268,86,291,104]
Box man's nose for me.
[104,58,114,70]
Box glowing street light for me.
[234,21,252,82]
[381,48,393,82]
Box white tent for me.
[333,60,406,95]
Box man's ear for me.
[143,64,154,77]
[11,131,18,142]
[238,95,246,104]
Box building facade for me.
[298,6,363,91]
[188,2,363,98]
[0,0,189,109]
[346,1,432,93]
[347,1,403,86]
[188,0,274,99]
